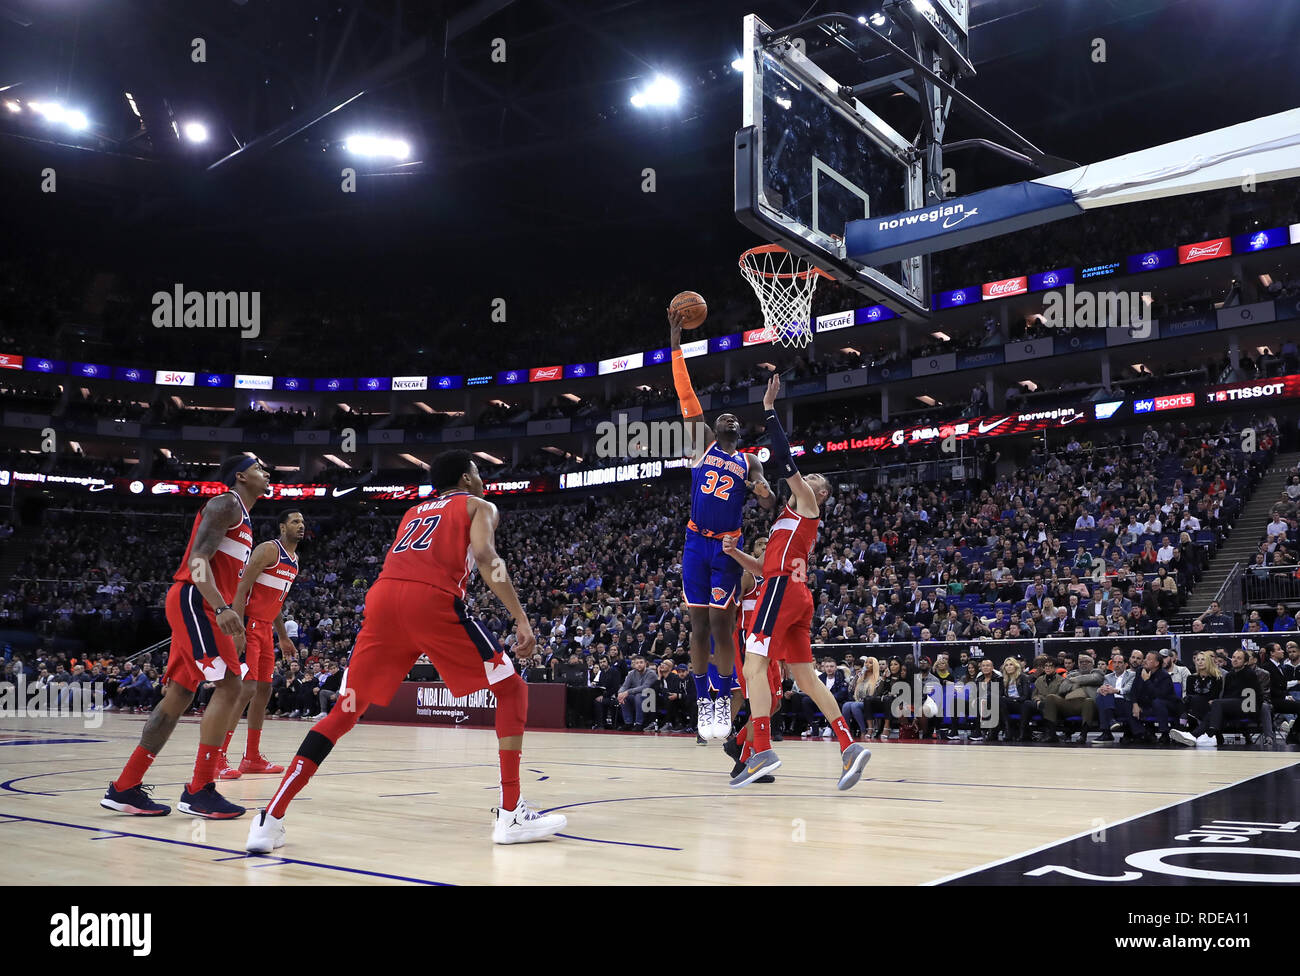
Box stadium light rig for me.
[630,74,681,109]
[182,121,209,143]
[27,100,89,130]
[344,133,412,160]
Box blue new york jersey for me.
[682,442,749,608]
[689,442,749,535]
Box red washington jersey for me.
[244,540,299,621]
[738,573,765,640]
[172,491,254,603]
[378,491,477,597]
[761,503,819,578]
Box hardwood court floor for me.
[1,714,1296,885]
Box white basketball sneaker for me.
[492,798,567,844]
[696,698,716,740]
[712,696,732,741]
[245,808,286,853]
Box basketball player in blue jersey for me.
[669,311,776,740]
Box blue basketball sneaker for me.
[177,783,246,819]
[100,782,171,816]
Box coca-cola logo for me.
[986,277,1027,296]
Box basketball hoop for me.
[738,244,831,348]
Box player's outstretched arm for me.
[721,535,762,576]
[744,453,777,511]
[669,309,713,460]
[468,496,535,658]
[189,493,247,639]
[762,374,819,518]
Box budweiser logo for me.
[1186,242,1225,259]
[532,367,561,380]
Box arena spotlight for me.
[870,12,888,26]
[182,121,209,143]
[344,133,412,160]
[4,99,20,113]
[28,100,88,130]
[630,74,681,109]
[124,92,141,118]
[731,57,745,71]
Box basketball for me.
[669,290,707,329]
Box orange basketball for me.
[669,290,707,329]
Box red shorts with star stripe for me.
[163,582,240,693]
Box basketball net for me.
[738,244,829,348]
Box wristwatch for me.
[214,605,233,616]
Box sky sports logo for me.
[1134,393,1195,414]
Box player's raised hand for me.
[748,478,772,499]
[762,373,781,409]
[721,534,739,555]
[668,308,684,349]
[514,620,536,658]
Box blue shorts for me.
[683,530,743,609]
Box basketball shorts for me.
[743,575,814,664]
[243,617,276,683]
[164,582,240,693]
[737,632,782,701]
[682,530,742,609]
[341,578,514,708]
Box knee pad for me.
[494,673,528,738]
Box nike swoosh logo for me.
[1057,414,1081,426]
[455,714,470,724]
[331,487,356,497]
[977,417,1009,434]
[89,485,113,492]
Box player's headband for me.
[227,456,260,483]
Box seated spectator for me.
[1126,651,1179,743]
[1095,651,1136,742]
[616,654,657,731]
[998,657,1033,741]
[1039,651,1104,741]
[1183,651,1224,730]
[1172,648,1263,748]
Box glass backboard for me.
[736,13,927,316]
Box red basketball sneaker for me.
[239,754,285,774]
[216,751,243,780]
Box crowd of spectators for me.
[5,413,1290,742]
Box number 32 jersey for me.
[689,442,749,536]
[378,491,477,598]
